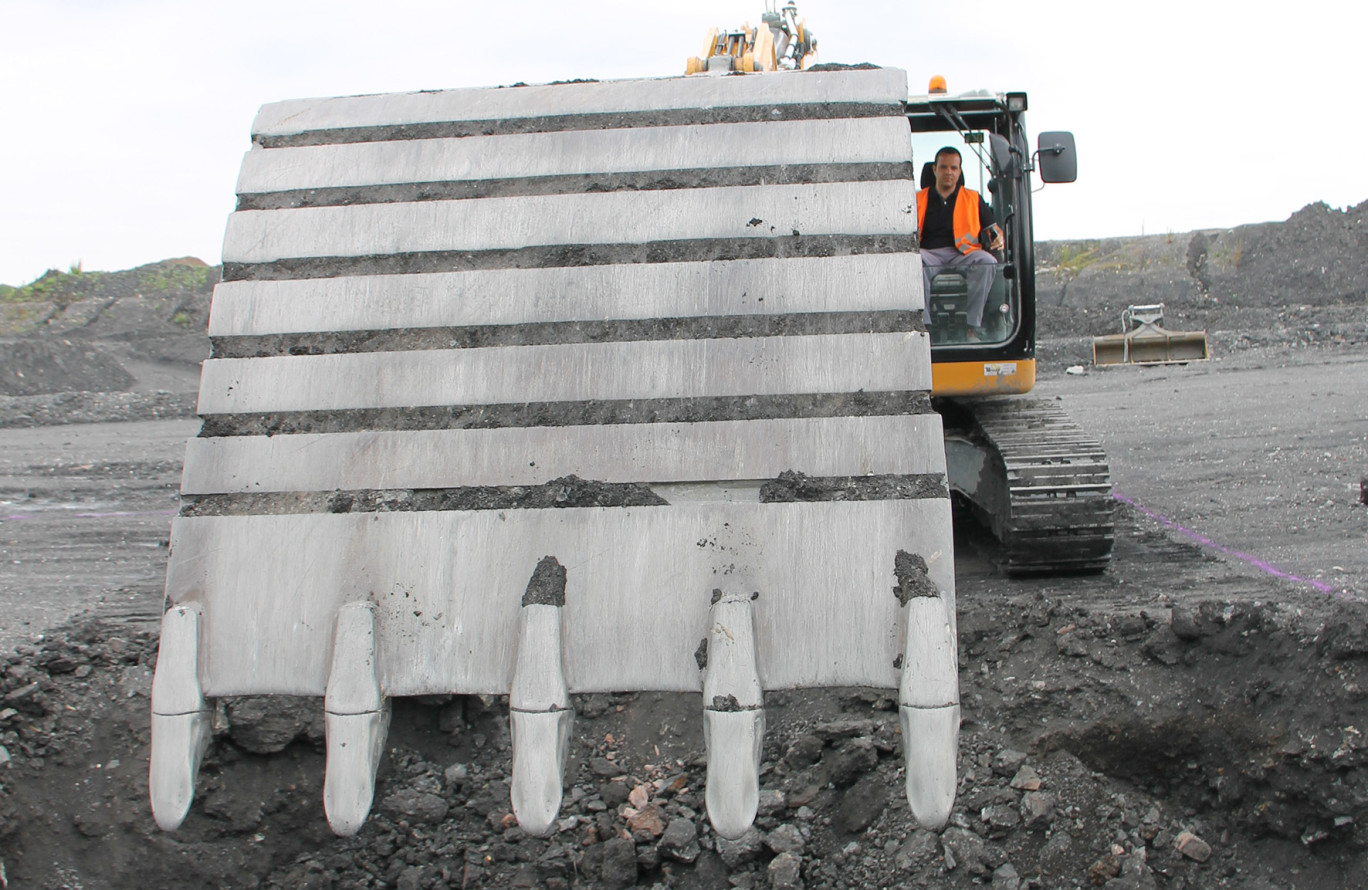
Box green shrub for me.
[140,264,210,293]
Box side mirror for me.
[1036,131,1077,183]
[988,133,1019,179]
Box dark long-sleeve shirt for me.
[919,186,996,250]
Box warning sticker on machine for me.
[983,363,1018,377]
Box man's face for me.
[934,153,961,192]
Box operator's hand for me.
[988,224,1005,252]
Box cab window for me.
[911,131,1018,348]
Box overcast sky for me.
[3,0,1365,286]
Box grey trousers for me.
[921,246,997,328]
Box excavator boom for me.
[685,0,816,74]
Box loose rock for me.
[766,823,805,855]
[836,773,888,833]
[379,790,449,824]
[768,851,804,890]
[1174,830,1212,862]
[715,827,765,868]
[599,836,638,889]
[223,696,321,754]
[658,816,700,864]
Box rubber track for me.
[967,399,1114,574]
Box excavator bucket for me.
[1092,303,1209,365]
[149,68,960,839]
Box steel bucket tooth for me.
[509,557,573,837]
[323,603,390,837]
[899,593,960,828]
[151,67,960,837]
[702,591,766,838]
[149,605,211,831]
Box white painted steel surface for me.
[899,595,959,708]
[221,181,917,264]
[508,603,572,837]
[158,66,953,839]
[195,332,931,415]
[207,254,923,337]
[898,595,960,828]
[180,415,946,494]
[164,498,955,697]
[509,605,571,712]
[702,594,764,839]
[509,709,573,837]
[901,706,960,829]
[238,118,911,194]
[322,603,388,837]
[148,606,211,832]
[703,711,765,839]
[251,69,908,137]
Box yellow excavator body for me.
[685,1,816,74]
[931,358,1037,397]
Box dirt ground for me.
[0,210,1366,888]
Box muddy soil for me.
[0,499,1365,890]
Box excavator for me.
[684,7,1113,574]
[685,0,816,74]
[906,79,1115,575]
[147,2,1109,848]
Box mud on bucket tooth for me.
[150,67,959,837]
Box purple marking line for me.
[1114,491,1361,600]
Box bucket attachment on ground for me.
[149,67,959,839]
[1092,303,1209,365]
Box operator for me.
[917,146,1003,341]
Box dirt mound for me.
[1221,201,1368,306]
[0,339,134,395]
[2,575,1365,889]
[1036,200,1368,344]
[0,260,213,418]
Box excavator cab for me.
[912,129,1022,350]
[908,85,1078,393]
[911,84,1112,576]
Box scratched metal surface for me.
[221,182,916,264]
[249,68,909,135]
[167,499,954,697]
[180,415,946,494]
[194,332,929,414]
[207,254,919,337]
[236,117,911,194]
[166,67,953,699]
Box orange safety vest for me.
[916,186,983,255]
